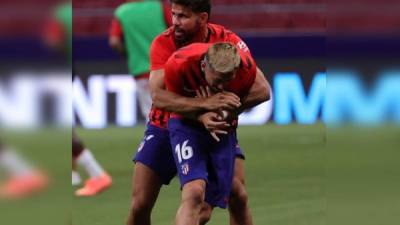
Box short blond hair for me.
[205,42,241,73]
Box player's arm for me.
[148,38,216,115]
[225,32,270,112]
[150,69,240,114]
[236,67,271,114]
[108,18,126,56]
[150,69,204,116]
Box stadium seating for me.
[3,0,397,37]
[73,0,326,36]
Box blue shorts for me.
[168,119,236,208]
[233,130,245,160]
[133,123,176,185]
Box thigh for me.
[206,132,237,208]
[132,162,162,204]
[134,125,176,185]
[168,121,209,187]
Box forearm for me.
[236,91,269,115]
[152,88,208,114]
[150,69,208,116]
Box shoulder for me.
[150,27,177,69]
[208,23,237,37]
[151,28,175,54]
[115,2,142,16]
[208,23,227,32]
[153,27,174,45]
[55,2,71,19]
[238,52,256,75]
[208,23,229,39]
[208,23,247,48]
[235,53,257,95]
[115,3,130,15]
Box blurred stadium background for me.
[72,1,326,224]
[0,0,399,225]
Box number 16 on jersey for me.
[175,140,193,163]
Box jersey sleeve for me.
[226,32,252,57]
[164,56,185,95]
[109,18,123,39]
[239,55,257,97]
[150,35,174,70]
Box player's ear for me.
[199,12,208,24]
[201,60,206,71]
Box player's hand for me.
[198,112,230,142]
[213,91,241,110]
[198,112,230,130]
[198,87,241,111]
[195,86,212,98]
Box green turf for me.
[72,124,325,225]
[326,126,400,225]
[0,128,71,225]
[2,124,399,224]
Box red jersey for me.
[149,23,252,128]
[164,43,257,119]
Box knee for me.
[131,195,153,215]
[230,178,249,205]
[182,181,205,207]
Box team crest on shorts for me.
[138,135,154,152]
[181,163,190,175]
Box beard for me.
[174,21,201,46]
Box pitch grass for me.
[0,128,71,225]
[72,124,325,225]
[2,124,398,225]
[73,124,400,225]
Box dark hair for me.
[170,0,211,16]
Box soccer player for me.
[72,131,112,196]
[43,0,71,61]
[44,1,112,196]
[162,42,269,225]
[0,141,48,198]
[109,0,172,119]
[127,0,270,224]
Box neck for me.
[175,24,209,47]
[190,25,209,44]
